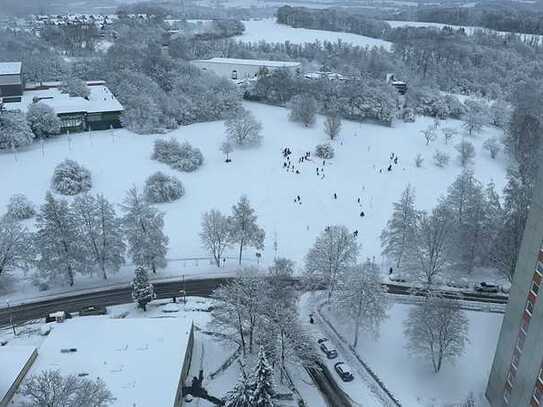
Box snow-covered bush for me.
[6,194,36,220]
[51,159,92,195]
[26,102,61,139]
[433,150,450,168]
[315,143,335,159]
[0,111,34,150]
[144,172,185,203]
[402,107,415,122]
[225,109,263,148]
[409,88,466,119]
[151,138,204,172]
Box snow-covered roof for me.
[0,62,22,76]
[5,85,123,115]
[24,318,192,407]
[0,346,37,404]
[193,57,301,68]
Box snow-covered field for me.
[322,302,502,406]
[386,19,543,44]
[238,18,393,49]
[0,102,506,296]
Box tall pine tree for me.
[224,374,254,407]
[121,187,168,273]
[131,266,154,311]
[251,347,275,407]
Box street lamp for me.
[6,300,16,337]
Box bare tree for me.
[323,113,342,140]
[225,109,263,147]
[441,127,457,145]
[200,209,231,267]
[462,99,488,136]
[220,140,234,162]
[21,370,114,407]
[455,140,476,167]
[0,216,34,279]
[483,137,501,159]
[380,185,418,269]
[228,196,265,265]
[332,261,389,347]
[414,154,424,168]
[404,294,469,373]
[288,94,318,127]
[421,126,437,145]
[305,225,359,300]
[410,205,453,285]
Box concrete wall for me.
[174,322,195,407]
[486,161,543,406]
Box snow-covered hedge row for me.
[144,172,185,203]
[51,159,93,195]
[6,194,36,220]
[152,138,204,172]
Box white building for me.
[16,318,195,407]
[191,57,301,80]
[0,346,37,407]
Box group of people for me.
[377,152,400,173]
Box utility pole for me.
[6,301,16,336]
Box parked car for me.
[446,278,471,290]
[474,282,500,293]
[45,311,72,323]
[334,362,354,382]
[319,339,338,359]
[317,338,328,344]
[389,273,409,283]
[79,305,107,316]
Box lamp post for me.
[6,300,16,337]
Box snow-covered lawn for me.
[238,18,393,50]
[323,302,502,407]
[0,102,506,297]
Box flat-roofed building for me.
[0,346,38,407]
[191,57,301,80]
[0,62,23,103]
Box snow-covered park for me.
[0,102,507,296]
[238,18,393,49]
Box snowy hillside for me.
[0,102,506,272]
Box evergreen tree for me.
[380,185,418,269]
[229,196,265,265]
[35,192,88,286]
[72,194,125,279]
[251,347,275,407]
[131,266,154,311]
[224,374,254,407]
[121,187,168,273]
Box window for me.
[522,316,530,334]
[516,330,527,350]
[537,262,543,275]
[504,383,512,404]
[507,367,516,383]
[512,347,521,369]
[539,368,543,384]
[527,299,535,315]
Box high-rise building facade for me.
[486,168,543,406]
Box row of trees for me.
[0,188,168,287]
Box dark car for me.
[475,282,500,293]
[334,362,354,382]
[319,339,338,359]
[79,306,107,316]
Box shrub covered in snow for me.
[6,194,36,220]
[60,77,90,98]
[402,107,415,122]
[315,143,335,159]
[0,111,34,150]
[152,138,204,172]
[51,159,93,195]
[433,150,450,168]
[408,88,466,119]
[144,172,185,203]
[225,109,263,148]
[26,102,61,139]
